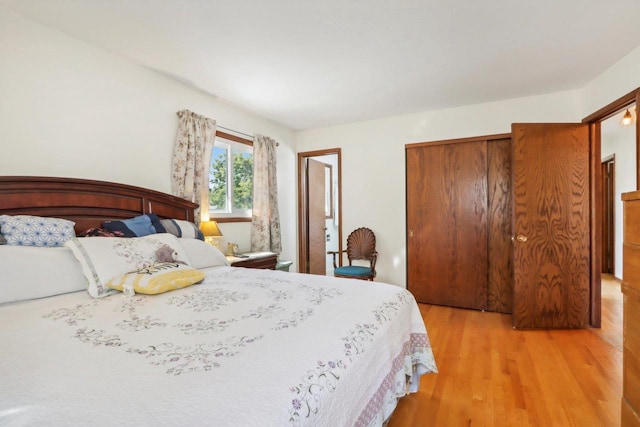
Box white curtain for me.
[251,135,282,254]
[171,110,216,224]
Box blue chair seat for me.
[334,266,373,277]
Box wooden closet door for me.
[487,138,513,313]
[407,140,488,310]
[512,123,591,328]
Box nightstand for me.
[226,251,278,270]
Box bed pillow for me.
[102,214,159,238]
[0,215,76,247]
[0,246,88,304]
[65,233,192,298]
[179,238,229,269]
[154,218,204,240]
[106,262,205,295]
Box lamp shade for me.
[200,220,222,237]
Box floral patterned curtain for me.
[171,110,216,224]
[251,135,282,254]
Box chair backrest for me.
[346,227,376,264]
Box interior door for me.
[307,159,327,275]
[406,140,489,310]
[512,123,591,328]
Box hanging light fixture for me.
[621,108,634,127]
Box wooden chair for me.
[328,227,377,281]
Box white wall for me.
[601,109,637,279]
[580,45,640,118]
[0,7,297,268]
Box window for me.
[209,133,253,220]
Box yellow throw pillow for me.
[106,262,205,295]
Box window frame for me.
[209,131,253,223]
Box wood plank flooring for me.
[388,275,623,426]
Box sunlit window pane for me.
[232,150,253,210]
[209,146,228,210]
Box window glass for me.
[209,136,253,218]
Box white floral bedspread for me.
[0,267,436,427]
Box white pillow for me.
[0,246,88,304]
[179,238,229,269]
[65,234,192,298]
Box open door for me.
[307,159,327,275]
[512,123,592,328]
[297,149,342,275]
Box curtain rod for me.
[217,125,279,146]
[217,125,254,140]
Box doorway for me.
[601,155,615,275]
[583,89,640,327]
[599,103,637,280]
[297,148,342,275]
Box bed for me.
[0,176,437,427]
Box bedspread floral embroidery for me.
[343,323,378,361]
[166,288,249,312]
[373,291,412,324]
[128,334,264,375]
[268,289,292,301]
[297,285,343,305]
[114,296,148,314]
[242,303,284,319]
[75,328,124,347]
[273,308,314,331]
[116,315,167,332]
[43,301,100,326]
[289,360,347,424]
[176,318,237,335]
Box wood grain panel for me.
[624,197,640,245]
[487,138,513,313]
[624,243,640,293]
[623,191,640,427]
[512,123,590,328]
[622,399,640,427]
[624,286,640,417]
[407,141,488,310]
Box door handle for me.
[515,234,528,243]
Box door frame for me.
[583,86,640,327]
[297,148,343,274]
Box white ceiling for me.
[4,0,640,130]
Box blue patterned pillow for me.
[0,215,76,247]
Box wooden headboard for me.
[0,176,198,233]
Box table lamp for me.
[200,220,223,246]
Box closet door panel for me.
[407,141,488,310]
[487,138,513,313]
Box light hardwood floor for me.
[388,275,623,426]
